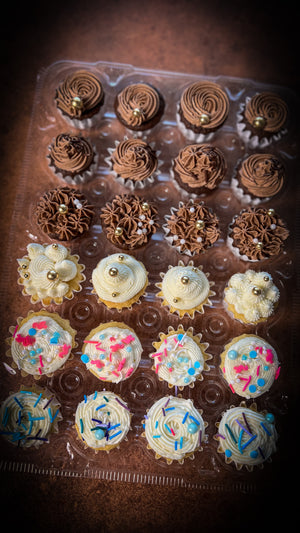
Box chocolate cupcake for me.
[163,200,220,256]
[237,91,288,147]
[231,153,285,205]
[177,81,229,141]
[100,194,158,250]
[48,133,97,185]
[55,70,104,128]
[114,83,164,132]
[171,143,227,196]
[106,137,161,189]
[35,186,94,241]
[228,207,289,261]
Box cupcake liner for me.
[105,136,163,191]
[48,141,99,186]
[56,110,100,130]
[236,99,288,149]
[5,309,77,379]
[150,324,212,390]
[176,103,215,143]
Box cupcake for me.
[228,207,289,261]
[91,253,148,310]
[177,81,229,142]
[214,403,278,470]
[100,194,158,250]
[150,325,212,390]
[74,391,131,452]
[156,260,215,318]
[171,143,227,196]
[163,200,220,256]
[223,270,280,325]
[6,310,77,378]
[106,137,161,190]
[143,395,207,464]
[80,321,142,382]
[54,70,104,128]
[237,91,288,147]
[114,82,164,132]
[17,242,85,305]
[35,186,94,241]
[231,153,285,206]
[48,133,97,185]
[0,386,62,448]
[220,334,280,398]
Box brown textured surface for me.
[0,1,299,531]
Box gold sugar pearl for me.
[71,96,83,109]
[21,264,28,270]
[47,270,59,281]
[132,107,142,117]
[52,243,58,249]
[114,227,123,236]
[252,286,262,296]
[263,276,270,282]
[141,202,150,211]
[23,273,29,279]
[109,267,119,277]
[118,255,124,261]
[199,113,210,125]
[173,298,179,303]
[268,208,275,216]
[181,276,190,285]
[112,292,118,298]
[256,242,264,250]
[253,116,266,129]
[195,220,205,230]
[58,204,68,214]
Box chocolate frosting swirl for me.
[55,70,103,118]
[166,201,220,254]
[116,83,161,127]
[231,207,289,260]
[100,194,158,249]
[173,144,226,190]
[180,82,229,131]
[49,133,94,176]
[111,139,158,181]
[239,154,285,198]
[244,92,287,133]
[35,186,94,241]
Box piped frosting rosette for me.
[0,385,62,448]
[214,402,278,470]
[105,136,162,190]
[48,133,98,185]
[6,310,77,378]
[74,391,131,452]
[91,253,148,310]
[143,395,207,464]
[81,322,142,383]
[17,243,85,305]
[224,270,280,325]
[115,82,164,132]
[220,334,280,398]
[150,325,212,390]
[156,260,215,318]
[236,91,288,148]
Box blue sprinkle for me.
[257,378,265,387]
[177,356,183,363]
[249,350,257,359]
[194,361,201,369]
[225,449,232,457]
[183,377,190,384]
[228,350,238,360]
[249,384,257,393]
[177,334,184,341]
[187,367,195,375]
[264,365,269,371]
[126,346,132,352]
[241,355,247,360]
[250,450,258,458]
[28,328,36,336]
[99,334,105,340]
[30,359,36,365]
[29,350,36,357]
[81,353,90,364]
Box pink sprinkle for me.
[275,366,281,380]
[170,428,175,436]
[110,343,124,352]
[122,335,135,344]
[266,350,274,364]
[83,340,99,344]
[38,367,42,375]
[259,346,263,354]
[109,352,112,362]
[32,321,47,330]
[151,352,162,358]
[125,367,134,378]
[13,325,19,338]
[168,367,173,372]
[163,348,168,357]
[58,344,71,358]
[15,334,35,347]
[256,365,260,376]
[234,364,248,373]
[109,336,116,342]
[223,367,226,374]
[229,384,235,393]
[242,376,251,391]
[117,358,126,371]
[155,364,160,374]
[39,355,44,367]
[112,370,119,377]
[91,360,104,369]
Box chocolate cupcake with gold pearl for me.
[55,69,104,129]
[48,133,98,185]
[176,81,229,142]
[115,82,165,133]
[156,260,215,318]
[236,91,288,148]
[100,193,158,250]
[17,242,85,306]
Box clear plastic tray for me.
[0,60,298,492]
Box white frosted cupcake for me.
[74,391,131,452]
[220,334,280,398]
[6,310,76,378]
[91,253,148,310]
[17,242,85,306]
[156,260,215,318]
[81,321,142,382]
[150,325,212,390]
[214,403,278,470]
[0,386,62,448]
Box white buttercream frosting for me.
[159,264,211,311]
[81,323,142,382]
[221,335,280,398]
[216,406,277,469]
[144,395,205,462]
[224,270,279,323]
[75,391,131,450]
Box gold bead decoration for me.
[267,208,275,216]
[181,276,190,285]
[109,267,119,277]
[118,255,124,261]
[253,116,266,129]
[114,227,123,236]
[195,220,205,230]
[263,276,270,282]
[47,270,59,281]
[112,292,118,298]
[58,204,68,214]
[252,286,262,296]
[71,96,83,109]
[256,241,263,250]
[199,113,210,125]
[52,243,58,249]
[141,202,149,211]
[173,298,179,303]
[132,107,141,117]
[21,264,27,270]
[23,273,29,278]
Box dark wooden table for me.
[1,1,298,531]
